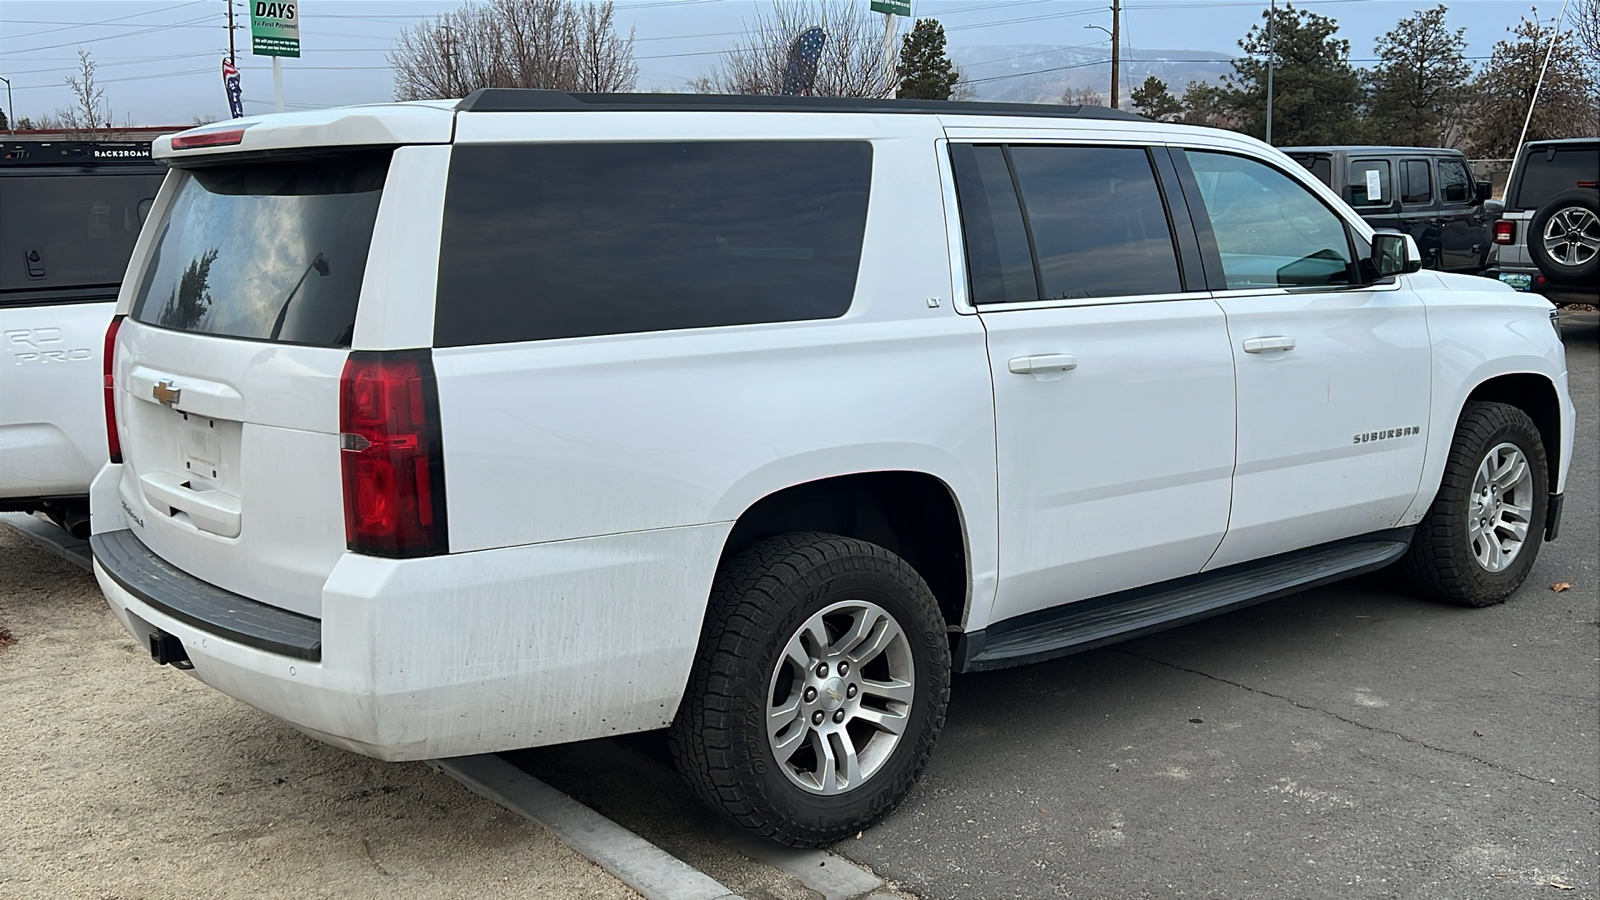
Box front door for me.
[948,141,1236,624]
[1177,149,1432,570]
[1436,156,1486,271]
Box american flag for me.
[221,58,244,119]
[780,27,827,96]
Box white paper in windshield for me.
[1365,168,1383,201]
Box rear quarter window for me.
[433,141,873,347]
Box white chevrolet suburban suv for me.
[90,91,1573,847]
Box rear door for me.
[1398,156,1441,268]
[950,141,1236,623]
[110,150,391,616]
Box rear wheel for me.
[669,532,950,847]
[1401,402,1548,607]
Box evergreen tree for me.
[1365,5,1473,148]
[1225,4,1365,145]
[1130,76,1183,121]
[0,107,8,131]
[896,18,960,100]
[1467,10,1598,157]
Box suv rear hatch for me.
[111,107,452,617]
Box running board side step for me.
[954,529,1413,672]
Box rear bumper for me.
[1484,266,1600,305]
[92,522,727,761]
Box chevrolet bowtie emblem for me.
[152,380,181,406]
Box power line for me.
[0,0,208,41]
[5,13,220,54]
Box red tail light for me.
[1492,220,1515,244]
[339,351,448,557]
[104,314,124,463]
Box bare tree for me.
[57,49,111,137]
[691,1,898,98]
[1059,85,1107,106]
[576,3,638,92]
[389,0,636,101]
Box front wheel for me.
[669,532,950,847]
[1401,401,1549,607]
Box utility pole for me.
[226,0,237,64]
[1265,0,1276,145]
[1110,0,1120,109]
[0,75,13,135]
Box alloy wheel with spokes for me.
[767,599,915,795]
[669,532,950,847]
[1540,206,1600,268]
[1467,442,1535,573]
[1401,401,1548,607]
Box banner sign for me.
[870,0,911,15]
[222,58,245,118]
[251,2,300,58]
[780,27,827,96]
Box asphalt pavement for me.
[516,310,1599,899]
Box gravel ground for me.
[0,526,641,900]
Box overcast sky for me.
[0,0,1562,126]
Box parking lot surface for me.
[0,529,641,900]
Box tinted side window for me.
[1512,147,1599,210]
[949,145,1037,304]
[1402,160,1433,204]
[1008,146,1182,300]
[1187,150,1355,290]
[0,171,163,294]
[1437,159,1472,203]
[434,141,871,347]
[1348,159,1392,207]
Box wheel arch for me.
[1464,372,1563,491]
[718,471,972,631]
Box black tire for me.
[668,532,951,847]
[1400,401,1548,607]
[1527,189,1600,286]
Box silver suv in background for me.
[1486,137,1600,305]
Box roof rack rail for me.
[455,89,1147,122]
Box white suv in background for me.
[90,92,1573,847]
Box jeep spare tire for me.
[1527,188,1600,286]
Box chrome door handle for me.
[1008,354,1078,375]
[1242,336,1296,354]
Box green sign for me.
[870,0,911,15]
[251,1,300,58]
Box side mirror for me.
[1476,181,1493,203]
[1371,232,1423,277]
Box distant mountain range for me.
[953,45,1236,104]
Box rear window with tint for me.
[1289,154,1333,188]
[433,141,872,347]
[130,151,389,347]
[1510,147,1598,210]
[0,171,163,294]
[1348,159,1392,207]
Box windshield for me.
[130,151,389,347]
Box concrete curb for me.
[432,754,743,900]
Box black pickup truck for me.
[1284,145,1498,274]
